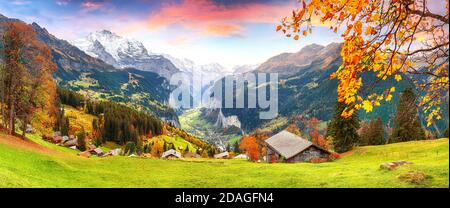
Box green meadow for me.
[0,132,448,188]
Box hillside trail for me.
[0,132,70,158]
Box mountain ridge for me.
[0,14,179,125]
[72,30,179,79]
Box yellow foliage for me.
[278,0,449,124]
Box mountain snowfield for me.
[71,30,232,84]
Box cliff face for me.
[215,109,242,129]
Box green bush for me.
[76,127,87,151]
[124,141,136,155]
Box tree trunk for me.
[9,101,14,135]
[21,117,27,139]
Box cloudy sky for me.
[0,0,342,69]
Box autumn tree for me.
[279,0,449,126]
[327,101,360,153]
[0,22,57,137]
[390,88,426,143]
[285,123,302,136]
[304,117,327,147]
[239,135,260,161]
[252,128,270,160]
[76,126,87,151]
[91,117,104,146]
[150,141,164,157]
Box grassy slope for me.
[0,132,448,188]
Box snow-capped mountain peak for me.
[74,30,151,63]
[71,30,179,79]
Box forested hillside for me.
[0,14,179,125]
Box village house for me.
[90,148,104,156]
[233,154,249,159]
[184,152,200,158]
[265,130,331,163]
[214,152,229,159]
[161,149,182,159]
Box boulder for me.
[110,148,122,156]
[25,124,34,133]
[380,160,413,170]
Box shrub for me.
[124,141,136,156]
[398,171,431,185]
[76,127,86,151]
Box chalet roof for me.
[64,139,78,147]
[234,154,249,159]
[161,149,182,158]
[92,148,103,155]
[265,130,328,159]
[184,152,200,158]
[214,152,229,159]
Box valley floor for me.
[0,132,448,188]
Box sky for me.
[0,0,343,69]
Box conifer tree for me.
[367,117,385,145]
[76,126,87,151]
[359,120,370,146]
[390,88,426,143]
[233,141,240,153]
[61,116,70,136]
[327,101,360,153]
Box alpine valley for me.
[0,13,447,150]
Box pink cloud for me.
[81,1,104,11]
[146,0,295,37]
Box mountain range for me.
[0,14,179,125]
[1,13,447,145]
[218,42,423,132]
[71,30,179,80]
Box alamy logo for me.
[169,72,279,119]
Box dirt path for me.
[0,132,63,156]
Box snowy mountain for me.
[232,64,260,75]
[163,55,229,77]
[162,54,230,89]
[71,30,179,79]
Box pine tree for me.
[136,138,143,155]
[76,126,87,151]
[390,88,426,143]
[233,141,240,153]
[61,116,70,136]
[368,117,385,145]
[327,101,360,153]
[359,120,370,146]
